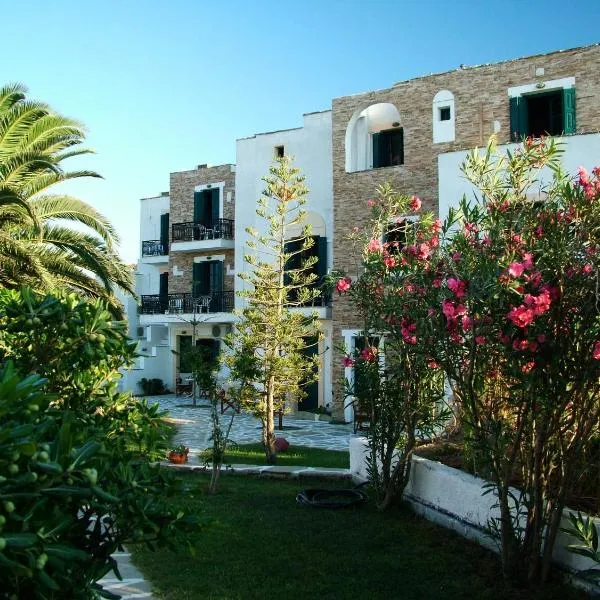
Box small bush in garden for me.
[412,138,600,584]
[0,288,202,597]
[138,377,169,396]
[337,185,447,510]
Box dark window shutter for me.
[316,236,328,282]
[397,128,404,165]
[160,213,169,250]
[372,132,380,168]
[563,88,576,134]
[211,189,220,225]
[211,339,220,362]
[159,272,168,311]
[193,191,203,223]
[510,96,522,142]
[210,261,223,292]
[193,262,210,296]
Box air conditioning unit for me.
[137,327,145,338]
[211,325,222,338]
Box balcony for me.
[170,219,234,252]
[140,291,235,316]
[140,240,168,263]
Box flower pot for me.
[168,451,187,464]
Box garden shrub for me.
[138,378,169,396]
[410,138,600,584]
[0,288,201,597]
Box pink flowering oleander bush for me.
[412,137,600,585]
[338,184,446,510]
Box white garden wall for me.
[350,436,600,592]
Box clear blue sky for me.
[3,0,599,262]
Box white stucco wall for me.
[234,111,333,408]
[350,437,600,591]
[438,133,600,222]
[139,193,170,247]
[234,110,333,306]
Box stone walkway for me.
[98,551,153,599]
[151,394,355,454]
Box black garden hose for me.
[296,485,368,509]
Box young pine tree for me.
[227,156,322,464]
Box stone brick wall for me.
[169,163,236,225]
[168,249,235,295]
[330,45,600,419]
[167,164,236,300]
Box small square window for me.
[275,145,284,158]
[439,107,451,121]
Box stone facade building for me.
[330,44,600,420]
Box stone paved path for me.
[98,551,153,599]
[150,394,355,454]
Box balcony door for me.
[193,261,223,311]
[193,189,220,227]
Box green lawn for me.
[132,474,587,600]
[202,443,349,469]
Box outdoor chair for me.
[175,377,193,396]
[353,401,372,434]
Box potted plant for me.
[168,444,189,464]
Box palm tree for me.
[0,83,134,310]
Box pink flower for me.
[452,252,462,262]
[442,299,456,319]
[336,277,352,294]
[447,278,467,299]
[583,264,593,275]
[367,199,376,207]
[578,166,590,187]
[361,346,377,362]
[427,308,436,317]
[522,361,536,373]
[508,262,525,278]
[427,359,440,369]
[594,342,600,360]
[417,243,430,260]
[536,334,546,344]
[432,278,442,288]
[507,305,535,328]
[343,356,354,368]
[475,336,486,345]
[410,196,422,211]
[432,219,442,233]
[384,255,397,268]
[521,253,534,270]
[462,316,473,332]
[367,239,383,253]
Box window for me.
[193,188,219,228]
[510,87,576,141]
[275,145,284,158]
[284,236,328,305]
[384,218,416,253]
[372,128,404,168]
[433,90,455,143]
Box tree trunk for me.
[264,383,276,464]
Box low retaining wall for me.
[350,436,600,593]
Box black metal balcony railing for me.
[171,219,234,243]
[140,291,235,315]
[142,240,168,256]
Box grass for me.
[202,443,349,469]
[132,474,588,600]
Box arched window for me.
[345,103,403,173]
[432,90,455,143]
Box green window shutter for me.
[159,272,168,297]
[193,191,203,223]
[372,132,380,168]
[397,128,404,165]
[210,339,220,362]
[211,189,220,225]
[563,88,576,134]
[316,236,328,282]
[160,213,169,249]
[210,261,224,292]
[509,96,522,142]
[193,262,210,296]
